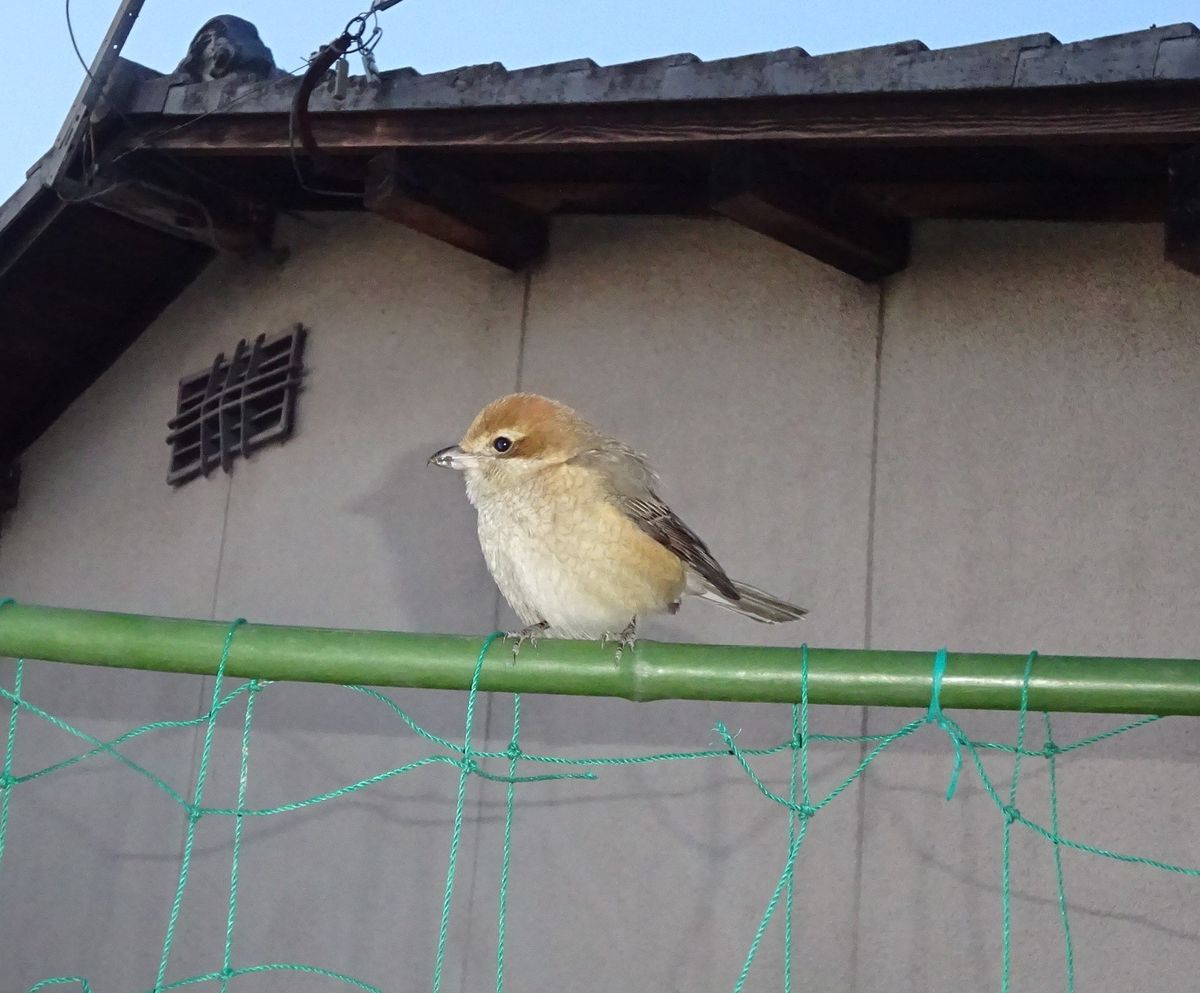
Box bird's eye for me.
[492,436,512,453]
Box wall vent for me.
[167,325,306,486]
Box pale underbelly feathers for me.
[470,467,686,639]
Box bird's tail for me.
[701,581,808,623]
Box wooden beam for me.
[711,154,909,281]
[1166,146,1200,275]
[56,165,274,256]
[126,84,1200,157]
[364,150,547,270]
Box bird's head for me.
[428,393,595,484]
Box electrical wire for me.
[63,0,105,96]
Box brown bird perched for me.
[429,393,806,652]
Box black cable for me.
[63,0,95,87]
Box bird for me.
[428,393,806,653]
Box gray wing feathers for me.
[569,441,740,601]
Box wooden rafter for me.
[58,174,274,256]
[364,150,547,270]
[711,154,909,281]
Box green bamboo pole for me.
[0,602,1197,715]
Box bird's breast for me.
[469,467,685,638]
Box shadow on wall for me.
[348,440,497,637]
[209,439,504,734]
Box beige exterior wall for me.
[1,214,1197,992]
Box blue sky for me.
[3,1,1196,197]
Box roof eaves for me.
[0,165,61,284]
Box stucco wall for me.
[1,214,1197,993]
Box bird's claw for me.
[505,621,549,660]
[601,619,638,662]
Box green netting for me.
[1,601,1199,993]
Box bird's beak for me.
[427,445,478,470]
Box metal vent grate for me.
[167,325,306,486]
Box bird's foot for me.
[601,618,638,662]
[505,620,549,660]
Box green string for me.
[783,645,810,993]
[1000,651,1037,993]
[4,628,1198,993]
[729,645,812,993]
[969,714,1162,758]
[782,650,803,993]
[154,618,246,993]
[431,631,503,993]
[27,980,92,992]
[496,693,520,993]
[0,689,199,804]
[1,591,21,877]
[222,679,260,993]
[926,647,964,800]
[0,659,22,877]
[1043,712,1075,992]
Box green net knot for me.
[1002,805,1021,825]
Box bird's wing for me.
[569,442,740,601]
